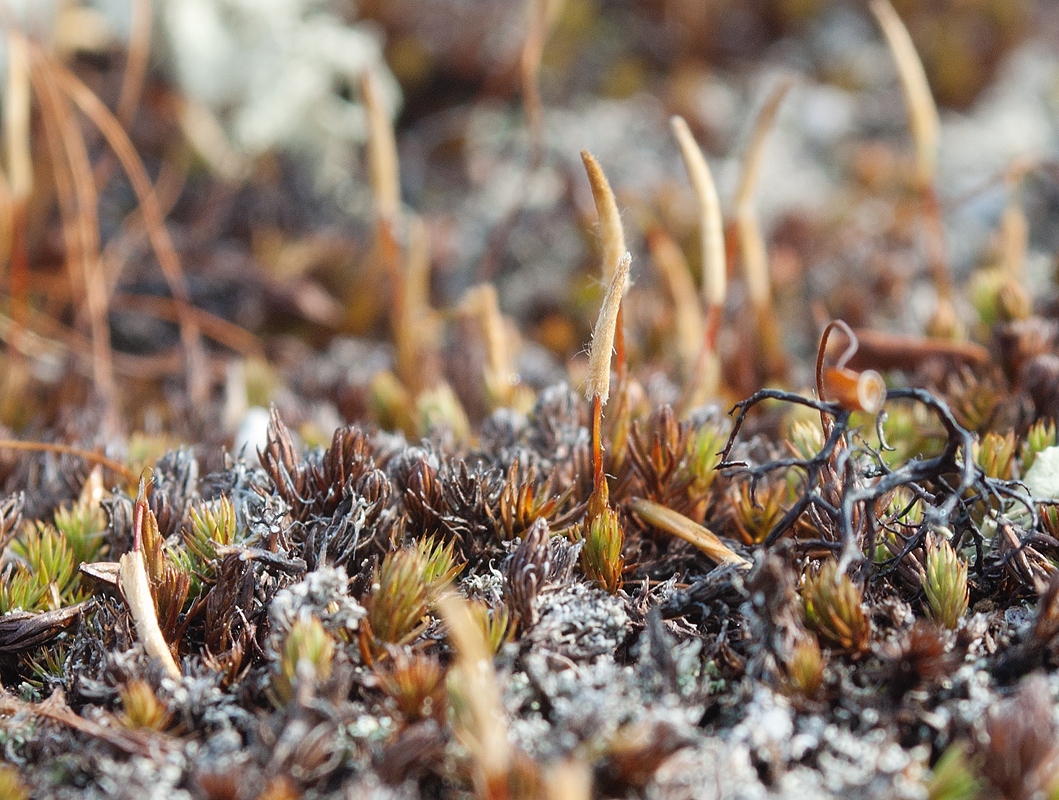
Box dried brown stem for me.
[521,0,562,163]
[0,691,167,758]
[30,50,116,414]
[838,328,989,373]
[49,53,209,406]
[5,30,32,337]
[116,0,152,129]
[0,439,134,482]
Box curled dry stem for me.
[815,320,885,429]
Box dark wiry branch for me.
[717,385,1005,579]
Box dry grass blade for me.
[3,31,32,204]
[0,167,12,293]
[669,115,726,405]
[404,214,432,334]
[734,76,792,299]
[629,497,749,566]
[362,69,418,391]
[47,51,209,406]
[870,0,954,318]
[546,759,592,800]
[174,96,251,183]
[396,215,438,393]
[112,292,263,358]
[1000,193,1028,280]
[92,0,153,189]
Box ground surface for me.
[3,2,1059,799]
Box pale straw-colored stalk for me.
[580,149,627,285]
[4,31,32,205]
[119,498,181,680]
[646,228,703,375]
[436,592,512,797]
[461,283,514,406]
[670,116,725,311]
[870,0,938,190]
[361,71,401,226]
[585,252,631,405]
[871,0,955,323]
[521,0,566,160]
[4,30,32,337]
[734,77,792,377]
[670,114,727,404]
